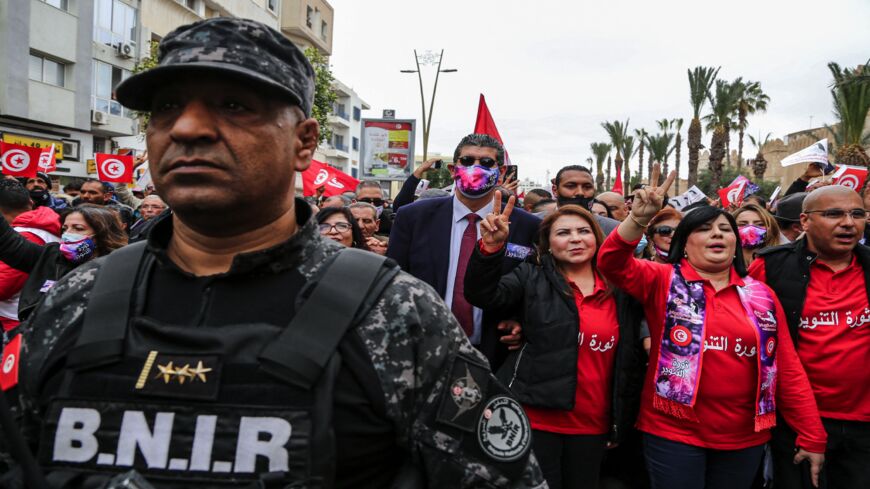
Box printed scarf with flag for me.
[654,265,778,430]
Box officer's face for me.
[146,76,319,234]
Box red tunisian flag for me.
[612,165,623,194]
[717,179,747,207]
[832,165,869,191]
[95,153,135,183]
[0,142,41,178]
[302,159,360,197]
[474,94,511,165]
[1,334,21,391]
[38,144,57,173]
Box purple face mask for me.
[59,233,96,264]
[453,165,500,198]
[738,224,767,249]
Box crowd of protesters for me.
[0,128,867,488]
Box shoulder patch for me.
[477,396,531,462]
[436,354,490,432]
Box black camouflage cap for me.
[116,17,315,116]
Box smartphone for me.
[415,179,430,197]
[505,164,518,182]
[433,159,443,170]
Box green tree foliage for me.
[132,40,160,129]
[304,47,337,145]
[696,166,777,200]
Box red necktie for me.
[452,213,479,338]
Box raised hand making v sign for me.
[480,190,516,254]
[617,163,676,243]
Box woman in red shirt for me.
[465,195,645,489]
[597,167,827,489]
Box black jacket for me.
[464,246,645,442]
[0,217,75,321]
[757,237,870,347]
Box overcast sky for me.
[328,0,869,186]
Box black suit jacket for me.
[386,195,541,368]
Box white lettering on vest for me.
[53,407,100,463]
[233,416,292,473]
[189,414,217,472]
[115,411,174,469]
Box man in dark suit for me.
[388,134,541,368]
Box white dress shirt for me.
[444,195,494,345]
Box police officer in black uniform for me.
[1,18,545,489]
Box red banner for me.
[612,165,623,195]
[301,159,360,197]
[832,165,868,191]
[474,94,511,165]
[95,153,135,183]
[0,142,41,178]
[37,144,57,173]
[718,179,747,208]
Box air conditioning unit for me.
[92,110,109,125]
[117,41,135,59]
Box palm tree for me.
[602,119,630,195]
[647,133,674,184]
[733,80,770,167]
[826,62,870,166]
[656,119,675,178]
[606,154,613,189]
[687,66,720,186]
[591,142,613,193]
[704,79,742,191]
[672,118,684,193]
[634,128,648,182]
[748,132,773,183]
[622,136,636,194]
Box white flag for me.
[780,139,829,167]
[670,185,707,211]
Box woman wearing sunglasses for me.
[315,207,368,250]
[646,208,683,264]
[598,166,826,489]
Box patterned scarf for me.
[653,264,778,431]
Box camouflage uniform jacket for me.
[8,200,546,488]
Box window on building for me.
[94,0,137,47]
[353,106,361,121]
[41,0,69,11]
[179,0,197,10]
[306,6,313,27]
[352,167,358,178]
[352,137,359,151]
[29,54,65,87]
[267,0,278,12]
[333,103,347,119]
[93,60,132,117]
[321,21,328,41]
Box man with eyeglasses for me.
[749,185,870,488]
[355,180,393,236]
[388,133,541,369]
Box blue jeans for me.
[643,433,764,489]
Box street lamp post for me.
[401,49,457,162]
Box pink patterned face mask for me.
[738,224,767,249]
[453,165,500,198]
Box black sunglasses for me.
[651,225,675,237]
[457,156,499,168]
[358,197,384,207]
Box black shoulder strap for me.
[259,248,397,390]
[67,241,149,369]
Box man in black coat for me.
[387,134,540,369]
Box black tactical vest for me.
[35,243,395,489]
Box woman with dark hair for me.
[464,192,645,489]
[645,207,683,264]
[589,198,612,219]
[315,207,368,250]
[0,204,128,321]
[597,166,827,489]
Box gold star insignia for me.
[189,361,212,383]
[175,364,192,384]
[155,361,176,384]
